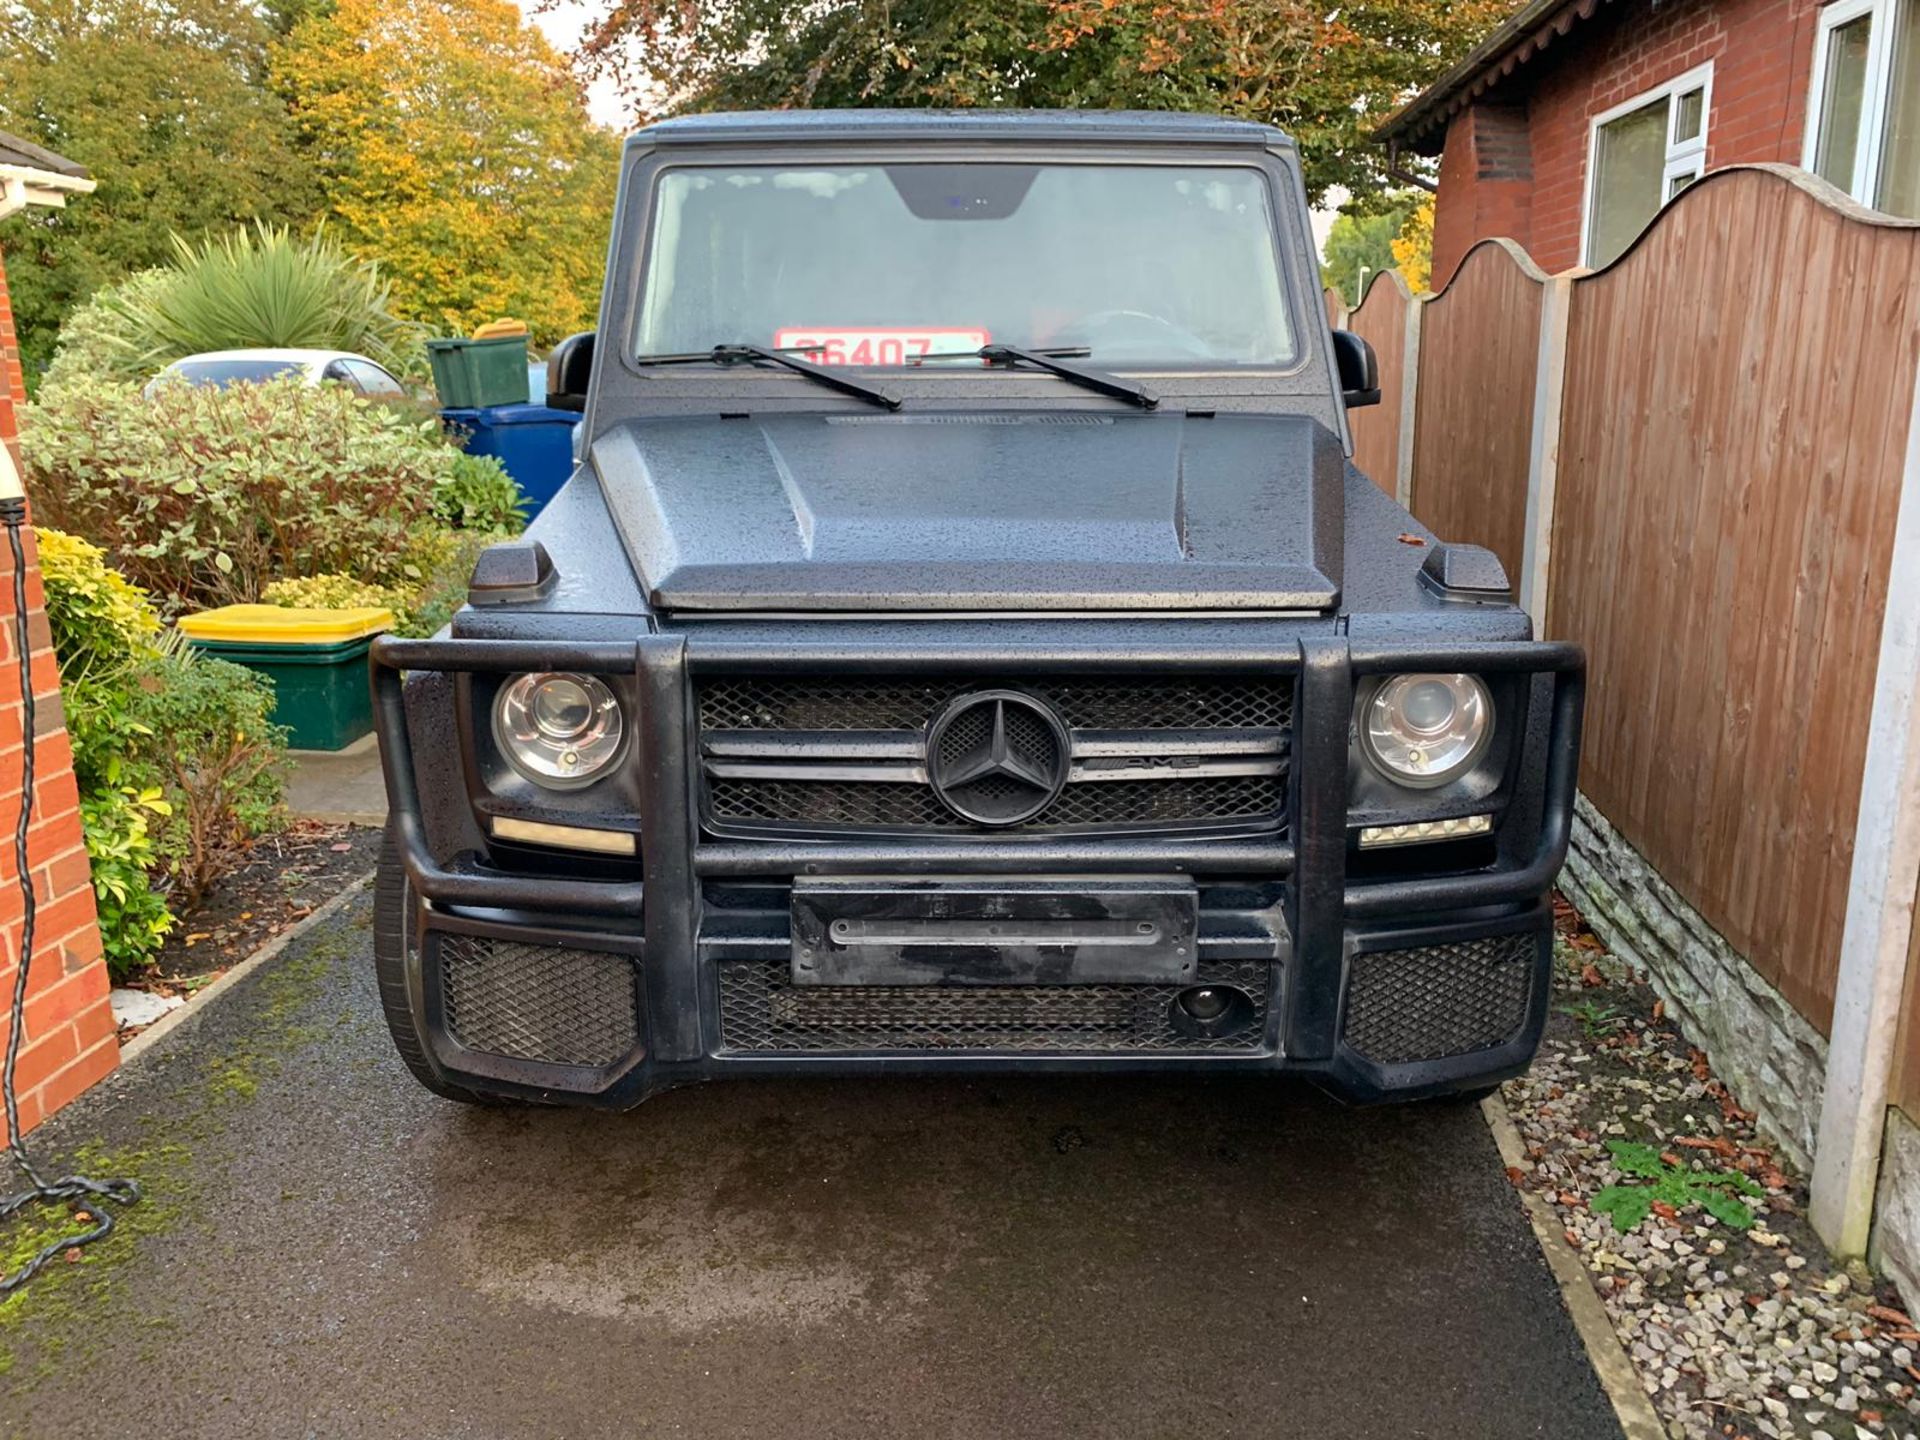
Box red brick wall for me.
[1433,103,1538,286]
[0,241,118,1144]
[1430,0,1825,283]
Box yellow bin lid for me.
[177,604,394,645]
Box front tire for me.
[372,828,508,1106]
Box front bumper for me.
[372,633,1584,1105]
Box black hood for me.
[590,410,1344,613]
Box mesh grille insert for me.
[716,958,1270,1054]
[1044,776,1284,827]
[698,677,1292,734]
[710,778,956,827]
[707,775,1284,830]
[437,933,639,1068]
[1341,932,1537,1066]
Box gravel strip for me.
[1504,900,1920,1440]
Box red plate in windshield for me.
[774,327,990,366]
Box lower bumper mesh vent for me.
[1341,932,1537,1066]
[716,959,1270,1054]
[437,933,638,1068]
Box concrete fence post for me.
[1811,354,1920,1257]
[1395,294,1425,511]
[1518,269,1582,631]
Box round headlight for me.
[494,672,625,788]
[1360,673,1492,788]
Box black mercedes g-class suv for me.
[370,109,1584,1109]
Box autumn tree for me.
[0,0,320,381]
[1392,197,1436,294]
[273,0,620,343]
[572,0,1510,204]
[1321,198,1418,306]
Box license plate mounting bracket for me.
[790,876,1200,986]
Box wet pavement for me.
[3,888,1622,1439]
[283,734,387,827]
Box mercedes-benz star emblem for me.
[925,690,1072,827]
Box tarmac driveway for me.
[3,889,1622,1439]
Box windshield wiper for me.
[632,343,902,411]
[912,343,1158,410]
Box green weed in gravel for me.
[1555,999,1623,1039]
[1590,1139,1763,1232]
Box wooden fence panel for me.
[1407,239,1546,582]
[1345,271,1412,496]
[1547,166,1920,1034]
[1324,287,1349,330]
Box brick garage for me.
[1384,0,1828,286]
[0,136,118,1143]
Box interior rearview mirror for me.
[1331,330,1381,409]
[546,331,595,413]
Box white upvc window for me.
[1804,0,1920,218]
[1581,62,1715,268]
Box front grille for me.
[716,958,1271,1054]
[1341,932,1537,1066]
[699,675,1292,837]
[437,932,639,1068]
[699,676,1292,733]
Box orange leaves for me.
[272,0,618,343]
[1672,1133,1788,1192]
[1390,197,1433,294]
[1675,1134,1739,1158]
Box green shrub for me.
[122,653,290,908]
[397,527,513,638]
[22,375,449,609]
[434,453,526,534]
[34,529,164,686]
[36,530,175,972]
[263,524,509,639]
[37,270,172,394]
[262,573,414,632]
[81,786,174,980]
[35,524,170,795]
[37,537,291,957]
[105,223,424,380]
[62,680,157,809]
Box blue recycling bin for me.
[442,403,579,523]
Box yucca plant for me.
[110,222,425,378]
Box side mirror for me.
[546,331,595,413]
[1331,330,1381,408]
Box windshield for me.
[166,359,305,388]
[633,163,1297,369]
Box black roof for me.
[633,108,1290,150]
[0,129,89,179]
